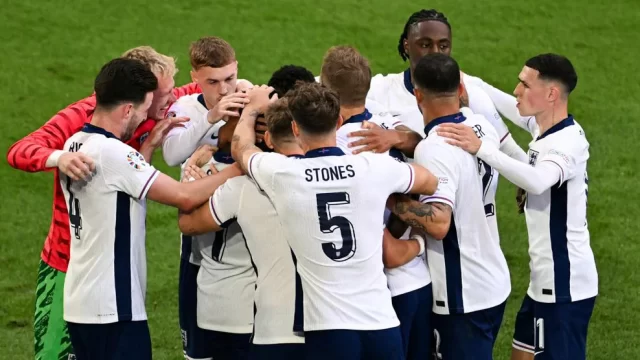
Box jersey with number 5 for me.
[416,113,510,316]
[248,147,416,331]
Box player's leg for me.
[68,321,152,360]
[361,327,405,360]
[248,343,305,360]
[432,301,506,360]
[33,259,75,360]
[406,284,432,360]
[199,329,251,360]
[304,330,361,360]
[531,297,596,360]
[511,296,536,360]
[179,252,207,360]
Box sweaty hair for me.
[320,45,371,107]
[287,82,340,136]
[525,53,578,94]
[122,46,177,78]
[94,58,158,109]
[413,53,460,95]
[267,65,316,97]
[189,36,236,70]
[398,9,450,62]
[265,98,295,144]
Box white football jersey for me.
[524,116,597,303]
[163,93,226,165]
[210,168,305,345]
[61,124,159,324]
[248,148,416,331]
[367,70,509,141]
[415,113,511,315]
[193,153,256,333]
[336,108,402,156]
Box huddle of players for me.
[53,8,597,360]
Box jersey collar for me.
[304,147,345,158]
[403,69,414,96]
[536,115,575,141]
[197,94,209,110]
[342,109,373,125]
[424,112,466,136]
[213,151,234,164]
[82,123,118,139]
[287,154,304,159]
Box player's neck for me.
[340,105,366,123]
[91,113,123,139]
[536,105,569,135]
[422,100,461,126]
[299,133,337,154]
[274,143,303,157]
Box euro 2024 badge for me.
[127,151,150,171]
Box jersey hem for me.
[63,314,148,324]
[431,290,510,315]
[196,323,253,334]
[526,288,598,304]
[251,335,306,345]
[303,320,400,332]
[388,280,432,297]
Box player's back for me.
[416,113,510,315]
[61,124,159,324]
[248,148,416,331]
[336,109,401,156]
[526,117,597,303]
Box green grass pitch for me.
[1,0,638,358]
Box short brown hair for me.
[121,46,177,78]
[287,82,340,135]
[265,98,295,144]
[189,37,236,70]
[320,45,371,107]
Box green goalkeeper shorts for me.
[34,259,74,360]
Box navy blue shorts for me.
[194,330,251,360]
[432,301,506,359]
[512,295,596,359]
[392,284,432,360]
[249,343,305,359]
[178,257,209,359]
[304,327,405,360]
[67,320,151,360]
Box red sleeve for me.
[126,119,157,151]
[172,82,201,99]
[6,96,96,172]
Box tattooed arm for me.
[230,85,276,173]
[387,194,452,240]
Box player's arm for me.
[6,99,96,179]
[382,228,424,269]
[500,134,529,163]
[387,195,452,240]
[230,85,276,173]
[437,123,566,195]
[347,123,422,157]
[462,73,535,133]
[178,176,242,236]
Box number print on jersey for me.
[65,177,82,239]
[211,229,226,262]
[316,192,357,262]
[477,159,496,216]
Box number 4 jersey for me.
[415,113,511,316]
[247,147,416,332]
[60,124,160,324]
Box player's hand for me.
[144,116,190,150]
[182,165,207,182]
[436,123,481,154]
[58,152,95,181]
[516,187,527,214]
[235,79,254,93]
[245,85,277,114]
[255,116,267,144]
[185,144,217,169]
[347,121,399,154]
[208,92,250,124]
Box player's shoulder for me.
[369,111,399,129]
[553,117,589,152]
[369,72,404,94]
[167,93,203,115]
[465,113,500,145]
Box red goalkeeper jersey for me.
[6,83,200,272]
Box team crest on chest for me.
[127,151,149,171]
[528,150,539,166]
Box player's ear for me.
[403,39,409,58]
[336,115,344,129]
[190,70,197,84]
[291,120,300,137]
[122,103,134,120]
[264,131,275,150]
[414,88,423,104]
[548,85,561,102]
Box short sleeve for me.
[415,143,458,208]
[368,154,415,195]
[209,177,243,226]
[101,140,159,199]
[246,152,287,194]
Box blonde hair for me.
[320,45,371,107]
[121,46,178,78]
